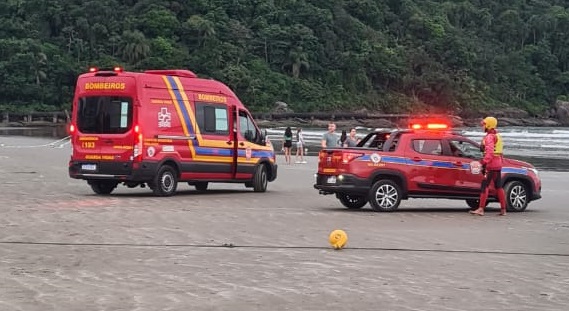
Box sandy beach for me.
[0,136,568,311]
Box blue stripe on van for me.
[193,147,273,158]
[194,147,232,156]
[167,76,195,136]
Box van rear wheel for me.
[89,180,118,195]
[151,165,178,196]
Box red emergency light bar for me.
[408,116,451,130]
[88,66,123,73]
[410,123,449,130]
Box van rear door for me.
[75,95,135,170]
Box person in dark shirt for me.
[282,127,293,165]
[343,128,360,147]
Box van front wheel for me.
[89,180,118,195]
[252,164,268,192]
[151,165,178,196]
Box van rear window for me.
[77,96,133,134]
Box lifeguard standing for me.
[470,116,507,216]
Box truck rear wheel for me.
[252,164,268,192]
[194,182,208,191]
[152,165,177,196]
[89,181,118,195]
[337,193,367,209]
[368,179,401,212]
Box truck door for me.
[404,138,452,193]
[444,138,485,192]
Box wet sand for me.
[1,136,568,311]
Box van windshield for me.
[77,96,133,134]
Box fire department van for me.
[68,67,277,196]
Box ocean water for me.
[1,125,568,171]
[265,126,569,171]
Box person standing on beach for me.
[321,122,339,148]
[295,128,306,164]
[343,128,361,148]
[339,130,347,147]
[282,127,293,165]
[470,116,507,216]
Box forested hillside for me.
[1,0,569,116]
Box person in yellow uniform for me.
[470,117,507,216]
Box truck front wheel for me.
[504,180,529,212]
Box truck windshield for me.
[77,96,133,134]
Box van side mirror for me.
[259,129,267,145]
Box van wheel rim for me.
[375,184,398,208]
[509,185,527,209]
[261,171,267,187]
[161,173,174,192]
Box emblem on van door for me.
[147,146,156,157]
[158,107,171,128]
[246,147,252,160]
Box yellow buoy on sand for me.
[329,229,348,250]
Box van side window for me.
[238,110,260,144]
[196,103,229,135]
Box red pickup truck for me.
[314,124,542,212]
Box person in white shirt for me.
[295,127,307,163]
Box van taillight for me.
[342,152,363,164]
[68,124,75,135]
[133,125,143,161]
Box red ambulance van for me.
[68,67,277,196]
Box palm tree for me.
[186,15,216,47]
[32,52,47,86]
[283,46,309,78]
[120,30,150,64]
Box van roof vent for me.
[144,70,197,78]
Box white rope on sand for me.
[0,136,71,149]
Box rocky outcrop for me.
[554,100,569,125]
[272,101,293,113]
[256,104,566,128]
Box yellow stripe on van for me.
[170,76,232,149]
[162,76,196,158]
